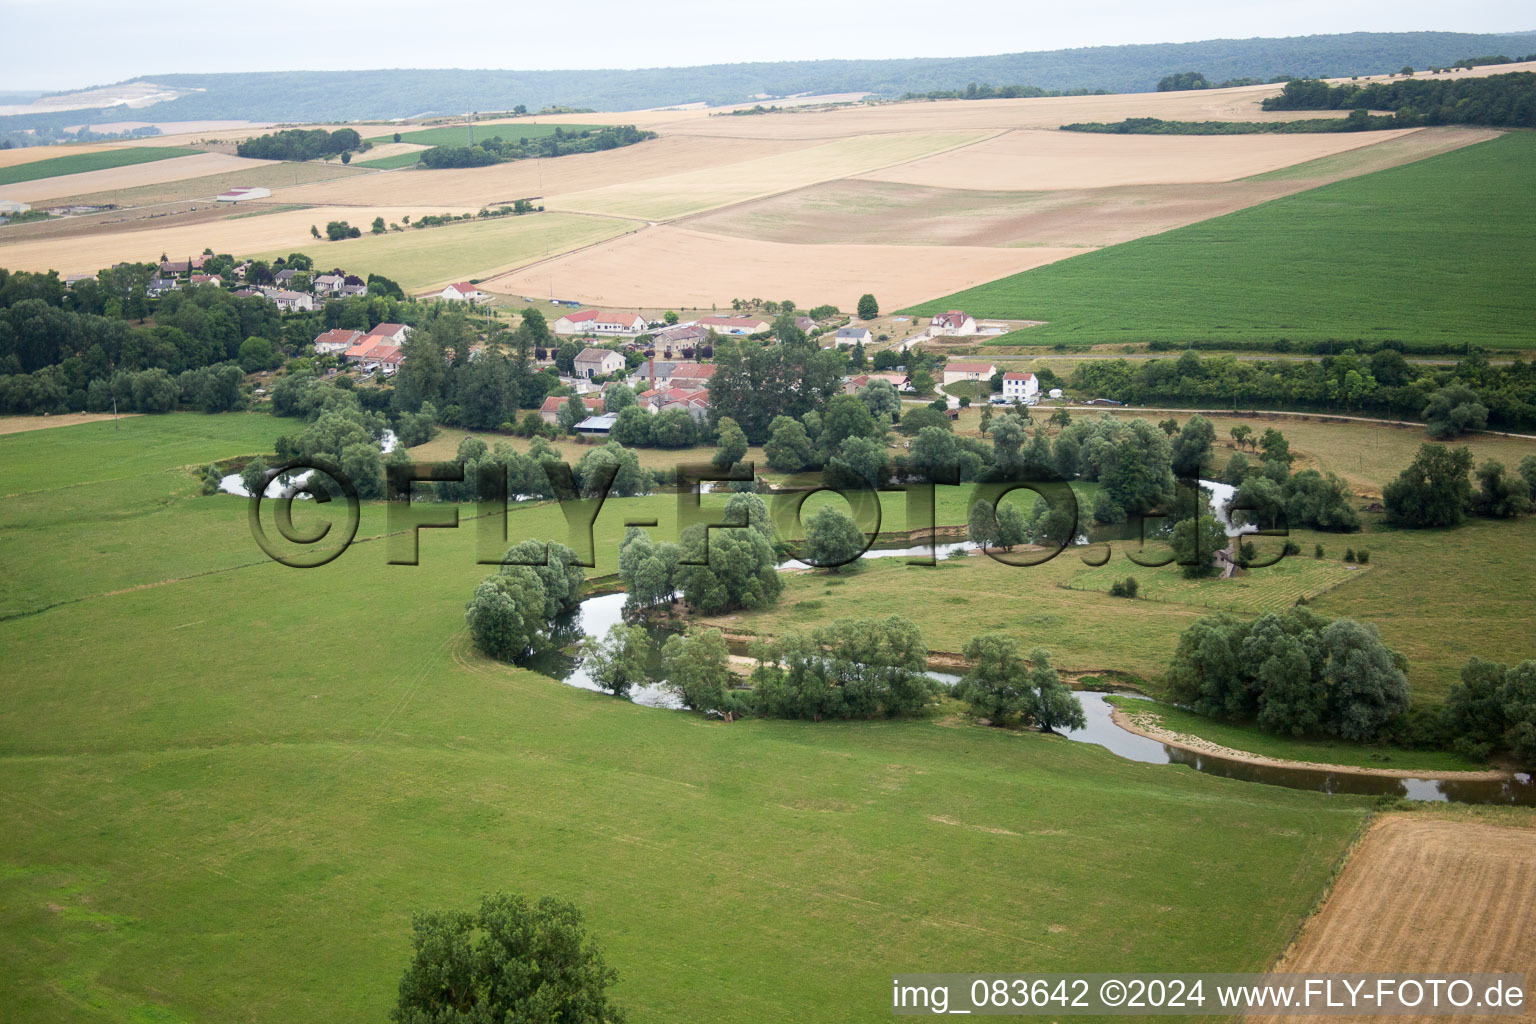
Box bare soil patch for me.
[1257,815,1536,1024]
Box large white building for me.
[929,310,977,336]
[941,361,996,387]
[0,199,32,215]
[1001,371,1039,402]
[553,310,647,335]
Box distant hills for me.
[5,30,1535,133]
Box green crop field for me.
[364,123,608,147]
[0,147,205,186]
[905,132,1536,349]
[0,413,1373,1023]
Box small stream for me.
[518,488,1531,806]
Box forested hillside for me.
[3,30,1533,131]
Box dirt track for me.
[1256,815,1536,1024]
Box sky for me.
[1,0,1532,91]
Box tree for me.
[1230,424,1254,450]
[650,407,698,447]
[610,405,652,447]
[663,310,679,325]
[1171,513,1224,578]
[1170,414,1215,477]
[906,366,934,395]
[856,293,879,319]
[1259,427,1293,466]
[829,434,889,487]
[465,567,548,662]
[583,623,652,698]
[802,504,865,570]
[391,891,625,1024]
[676,515,781,614]
[1284,469,1360,532]
[1423,385,1489,439]
[1471,459,1532,518]
[340,151,352,164]
[1027,647,1086,732]
[1383,443,1473,528]
[856,379,901,421]
[712,416,748,470]
[310,224,320,239]
[966,498,999,549]
[1322,618,1410,741]
[604,384,637,414]
[955,632,1030,724]
[558,394,588,433]
[763,416,815,472]
[240,456,269,497]
[660,629,738,715]
[370,216,386,235]
[502,539,585,619]
[750,616,934,720]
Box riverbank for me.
[1110,703,1518,783]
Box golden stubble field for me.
[479,224,1086,310]
[2,152,274,203]
[1256,814,1536,1024]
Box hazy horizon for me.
[3,0,1533,91]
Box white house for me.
[1001,371,1039,402]
[263,288,315,312]
[434,281,490,303]
[314,274,347,295]
[314,328,364,356]
[573,347,626,379]
[929,310,977,336]
[941,361,996,387]
[832,326,871,347]
[553,310,646,335]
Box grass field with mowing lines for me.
[356,151,425,169]
[1066,554,1363,614]
[0,147,204,187]
[1107,697,1484,772]
[905,132,1536,348]
[0,413,1369,1023]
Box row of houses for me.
[313,323,414,373]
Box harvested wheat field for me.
[2,152,274,203]
[277,135,823,211]
[1255,815,1536,1024]
[480,224,1083,309]
[547,130,994,220]
[858,127,1421,192]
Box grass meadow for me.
[904,132,1536,349]
[0,147,204,187]
[0,413,1371,1023]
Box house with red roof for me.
[1001,371,1038,402]
[930,310,977,336]
[364,323,413,345]
[553,310,647,336]
[313,328,364,356]
[432,281,489,303]
[539,394,605,425]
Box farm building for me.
[573,347,626,379]
[942,361,996,386]
[553,310,646,335]
[1001,371,1039,402]
[214,186,271,203]
[0,199,31,215]
[539,394,604,425]
[575,413,619,436]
